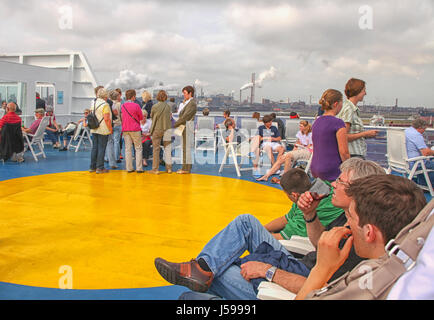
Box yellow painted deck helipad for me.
[0,171,290,290]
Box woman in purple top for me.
[311,89,349,181]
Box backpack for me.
[87,101,105,130]
[307,199,434,300]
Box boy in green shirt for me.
[265,172,343,240]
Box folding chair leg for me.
[230,145,241,177]
[219,147,229,173]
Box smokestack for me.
[251,73,256,105]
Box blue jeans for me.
[196,214,308,300]
[45,129,59,144]
[112,125,122,161]
[105,132,117,167]
[90,134,109,170]
[416,160,434,186]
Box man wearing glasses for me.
[155,158,386,300]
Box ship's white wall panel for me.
[23,55,71,68]
[0,56,20,63]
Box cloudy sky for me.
[1,0,434,107]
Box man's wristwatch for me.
[265,266,277,282]
[303,213,318,224]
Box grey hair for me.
[97,88,109,100]
[142,109,148,118]
[340,158,386,181]
[412,118,428,130]
[109,90,120,101]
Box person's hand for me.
[364,130,378,138]
[240,261,271,281]
[298,191,320,219]
[315,227,353,279]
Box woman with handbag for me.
[121,89,144,173]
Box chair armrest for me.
[257,282,296,300]
[279,237,316,256]
[407,155,434,162]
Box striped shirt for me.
[337,99,367,157]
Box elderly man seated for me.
[405,118,434,186]
[0,102,24,162]
[22,108,45,136]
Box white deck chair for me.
[283,119,300,147]
[68,122,93,152]
[218,124,252,177]
[23,116,50,162]
[194,117,216,152]
[257,236,316,300]
[386,128,434,196]
[240,118,261,138]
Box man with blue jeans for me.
[405,119,434,186]
[155,158,385,300]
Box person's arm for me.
[336,127,350,162]
[345,123,377,141]
[103,106,112,134]
[240,261,307,294]
[295,227,353,300]
[297,192,326,248]
[420,147,434,157]
[264,216,287,233]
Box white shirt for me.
[296,131,313,147]
[177,98,192,115]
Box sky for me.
[1,0,433,107]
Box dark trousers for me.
[90,134,109,170]
[142,140,153,159]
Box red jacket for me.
[0,112,22,129]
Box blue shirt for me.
[405,127,427,161]
[258,125,280,139]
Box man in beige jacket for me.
[174,86,197,174]
[150,90,173,174]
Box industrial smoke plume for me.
[106,70,180,92]
[240,66,277,91]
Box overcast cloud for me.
[0,0,433,107]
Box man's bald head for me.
[7,102,17,112]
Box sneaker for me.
[96,168,110,174]
[89,169,96,173]
[154,258,214,293]
[148,170,160,175]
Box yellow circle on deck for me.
[0,171,291,290]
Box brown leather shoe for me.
[154,258,213,293]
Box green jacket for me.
[150,101,172,134]
[174,99,197,128]
[280,182,344,239]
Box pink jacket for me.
[121,102,143,132]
